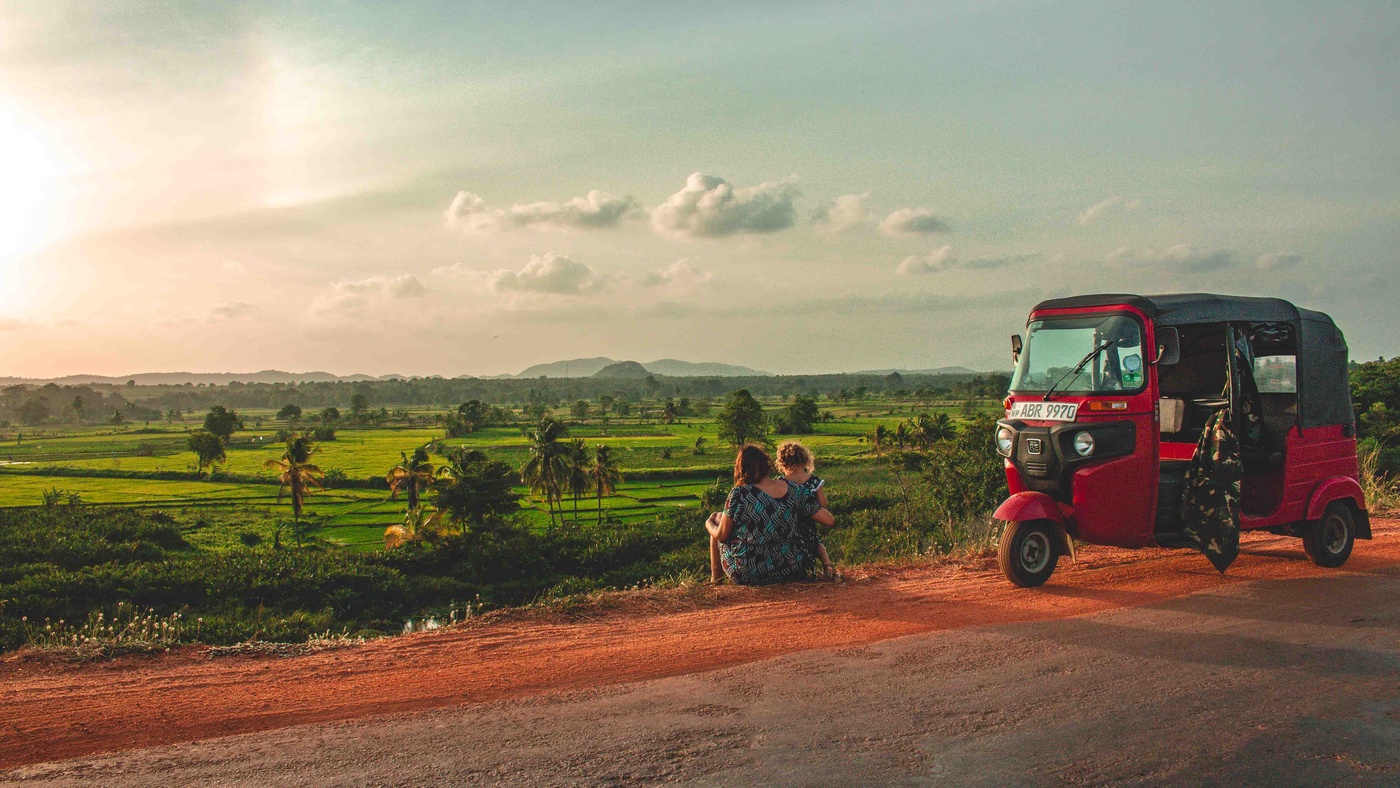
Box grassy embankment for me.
[0,401,1004,654]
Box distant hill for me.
[0,362,975,387]
[514,358,769,378]
[0,370,382,386]
[853,366,981,377]
[514,358,618,378]
[641,359,769,377]
[593,361,651,379]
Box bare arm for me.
[811,507,835,527]
[816,486,829,510]
[706,512,735,542]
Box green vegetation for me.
[0,374,1014,653]
[1351,357,1400,508]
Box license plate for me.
[1009,401,1079,422]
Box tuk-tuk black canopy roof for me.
[1029,293,1354,428]
[1031,292,1312,326]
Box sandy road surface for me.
[3,523,1400,785]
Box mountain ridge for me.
[0,363,988,387]
[514,358,770,378]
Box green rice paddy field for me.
[0,400,994,551]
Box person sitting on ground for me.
[704,443,835,585]
[776,441,838,579]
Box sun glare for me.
[0,98,69,276]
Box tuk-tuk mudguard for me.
[994,492,1076,557]
[995,491,1066,525]
[1306,476,1371,539]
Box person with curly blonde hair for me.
[776,441,837,579]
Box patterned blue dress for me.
[719,481,820,585]
[791,475,826,567]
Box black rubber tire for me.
[998,519,1060,588]
[1303,502,1355,568]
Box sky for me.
[0,0,1397,378]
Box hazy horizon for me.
[2,2,1397,378]
[0,357,992,383]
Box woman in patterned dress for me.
[704,444,836,584]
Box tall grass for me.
[1358,445,1399,513]
[23,603,195,659]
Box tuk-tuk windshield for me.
[1010,314,1146,395]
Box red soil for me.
[3,521,1399,770]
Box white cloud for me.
[429,262,491,284]
[1256,251,1302,270]
[896,245,956,275]
[812,193,870,233]
[962,252,1040,270]
[444,189,637,233]
[1107,244,1237,272]
[332,274,428,298]
[493,252,610,295]
[1078,196,1142,225]
[638,259,715,288]
[311,275,428,319]
[650,172,799,238]
[878,207,949,236]
[205,301,257,321]
[895,248,1036,276]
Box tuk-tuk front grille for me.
[1024,461,1050,476]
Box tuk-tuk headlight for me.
[1073,431,1095,457]
[996,427,1014,456]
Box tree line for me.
[0,371,1009,421]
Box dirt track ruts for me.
[3,521,1400,771]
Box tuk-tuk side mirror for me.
[1155,327,1180,366]
[1011,334,1023,364]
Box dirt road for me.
[4,524,1400,785]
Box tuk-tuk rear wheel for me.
[1303,502,1354,568]
[998,519,1060,588]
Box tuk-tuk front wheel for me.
[999,519,1060,587]
[1303,502,1355,568]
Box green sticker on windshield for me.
[1123,371,1142,386]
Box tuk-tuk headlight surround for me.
[1072,431,1095,457]
[996,426,1014,456]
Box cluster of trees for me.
[54,370,999,417]
[443,400,513,437]
[375,426,630,547]
[186,406,245,477]
[710,391,831,447]
[1353,357,1400,442]
[868,413,957,454]
[519,419,624,527]
[0,383,161,427]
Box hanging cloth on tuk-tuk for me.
[1178,325,1257,573]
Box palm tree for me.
[565,438,590,522]
[521,418,569,526]
[587,444,623,521]
[383,506,444,549]
[908,413,956,449]
[693,435,707,455]
[927,412,956,443]
[435,447,481,482]
[264,435,325,548]
[871,424,889,456]
[893,422,910,449]
[661,400,680,425]
[387,447,435,511]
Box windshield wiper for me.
[1043,340,1114,401]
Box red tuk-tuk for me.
[994,293,1368,587]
